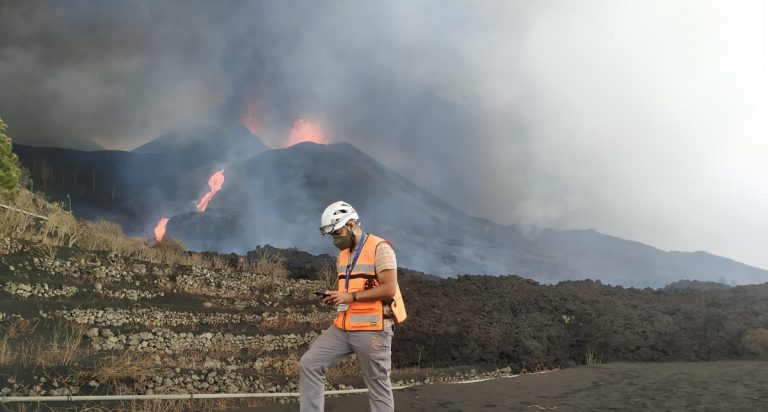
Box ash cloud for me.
[1,1,766,269]
[0,1,234,149]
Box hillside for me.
[11,144,175,218]
[0,235,767,409]
[13,140,768,287]
[0,192,767,410]
[132,122,268,164]
[162,142,768,287]
[13,123,269,235]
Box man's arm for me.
[325,243,398,305]
[326,268,397,305]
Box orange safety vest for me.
[334,233,407,331]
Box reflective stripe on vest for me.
[337,264,376,273]
[334,233,407,331]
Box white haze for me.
[0,0,766,269]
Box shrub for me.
[741,328,768,356]
[78,219,145,255]
[253,248,290,281]
[44,208,85,247]
[585,346,602,365]
[317,263,338,290]
[88,351,161,390]
[0,118,21,198]
[0,334,14,367]
[28,322,88,367]
[0,190,50,238]
[153,235,186,253]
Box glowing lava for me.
[196,170,225,212]
[154,217,169,242]
[284,118,327,147]
[241,101,261,136]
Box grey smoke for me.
[0,1,765,269]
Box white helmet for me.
[320,201,359,235]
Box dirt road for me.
[257,360,768,411]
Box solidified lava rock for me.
[390,274,768,369]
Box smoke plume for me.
[1,0,766,269]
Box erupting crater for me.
[284,118,327,147]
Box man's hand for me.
[324,291,353,306]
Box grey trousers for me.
[299,325,394,412]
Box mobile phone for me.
[314,290,329,298]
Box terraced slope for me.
[0,237,333,399]
[2,234,768,411]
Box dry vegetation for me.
[1,321,89,369]
[317,263,338,291]
[85,351,162,391]
[0,189,325,410]
[0,333,13,366]
[4,318,40,339]
[117,398,270,412]
[251,353,301,378]
[170,347,242,370]
[10,399,272,412]
[0,189,286,273]
[326,355,360,385]
[585,346,602,366]
[0,319,39,366]
[250,248,290,281]
[31,322,88,368]
[0,190,56,237]
[9,322,91,369]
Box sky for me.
[1,0,766,269]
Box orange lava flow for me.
[284,118,327,147]
[154,217,169,242]
[196,170,225,212]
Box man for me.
[299,201,407,412]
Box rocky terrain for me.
[0,232,521,411]
[1,192,768,411]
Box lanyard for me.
[344,232,367,291]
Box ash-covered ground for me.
[0,237,767,411]
[276,246,768,370]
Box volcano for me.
[12,122,270,230]
[159,142,768,287]
[132,122,269,163]
[14,138,767,287]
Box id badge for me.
[337,303,349,312]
